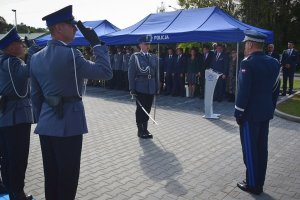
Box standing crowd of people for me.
[87,43,243,102]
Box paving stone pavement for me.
[24,87,300,200]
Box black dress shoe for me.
[142,122,153,139]
[281,92,286,96]
[237,182,263,195]
[9,192,33,200]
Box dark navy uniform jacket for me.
[30,40,112,137]
[265,51,280,62]
[235,51,280,122]
[211,52,229,75]
[163,54,176,74]
[173,54,186,74]
[281,49,299,70]
[0,54,34,127]
[202,51,214,70]
[128,52,159,95]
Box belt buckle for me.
[148,74,151,79]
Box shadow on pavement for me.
[138,139,188,197]
[250,192,277,200]
[206,117,239,133]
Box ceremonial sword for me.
[131,95,159,125]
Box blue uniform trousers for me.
[0,123,30,197]
[39,135,82,200]
[240,120,269,188]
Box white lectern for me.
[203,69,222,119]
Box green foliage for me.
[0,16,47,33]
[239,0,299,51]
[178,0,238,16]
[176,0,299,52]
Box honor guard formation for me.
[0,4,299,200]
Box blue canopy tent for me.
[103,6,273,45]
[35,20,120,46]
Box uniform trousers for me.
[282,69,294,94]
[0,123,31,195]
[39,135,82,200]
[135,92,154,124]
[123,71,129,91]
[240,120,269,188]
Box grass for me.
[277,93,300,117]
[293,80,300,90]
[281,80,300,91]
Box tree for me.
[178,0,239,16]
[0,16,47,34]
[0,16,8,33]
[239,0,300,50]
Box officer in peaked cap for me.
[128,35,159,139]
[0,27,39,200]
[234,29,280,195]
[30,5,112,200]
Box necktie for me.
[216,53,220,60]
[289,49,292,56]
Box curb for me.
[275,91,300,123]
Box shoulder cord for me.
[134,54,150,74]
[7,58,29,98]
[272,71,281,92]
[71,48,87,98]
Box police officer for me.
[280,41,299,96]
[0,28,38,200]
[128,35,159,139]
[0,134,7,195]
[30,5,112,200]
[235,30,280,195]
[122,47,132,91]
[114,46,124,90]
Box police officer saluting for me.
[30,5,112,200]
[0,28,38,200]
[129,35,159,139]
[235,30,280,195]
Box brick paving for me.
[19,87,300,199]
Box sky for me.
[0,0,180,30]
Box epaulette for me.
[242,55,252,61]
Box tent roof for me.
[103,6,273,45]
[35,20,120,46]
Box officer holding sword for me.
[128,35,159,139]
